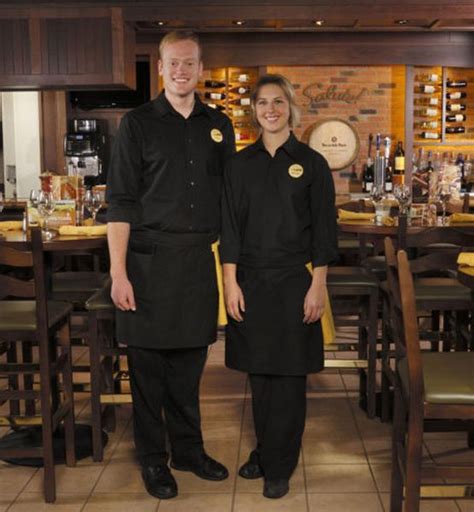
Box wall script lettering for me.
[303,83,367,107]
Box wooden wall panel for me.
[0,19,31,75]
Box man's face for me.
[159,39,203,99]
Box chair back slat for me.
[0,275,35,299]
[408,250,459,274]
[0,246,33,267]
[406,227,474,249]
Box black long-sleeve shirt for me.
[106,92,235,236]
[220,132,338,268]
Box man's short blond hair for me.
[159,31,202,60]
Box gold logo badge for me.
[210,128,223,143]
[288,164,304,178]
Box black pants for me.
[249,374,307,480]
[127,345,208,467]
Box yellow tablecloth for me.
[58,224,107,236]
[449,213,474,224]
[211,243,336,345]
[457,252,474,267]
[0,221,22,231]
[338,209,375,222]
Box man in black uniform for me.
[106,31,235,499]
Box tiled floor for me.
[0,334,472,511]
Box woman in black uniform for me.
[220,74,338,499]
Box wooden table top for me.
[0,230,107,252]
[338,220,474,236]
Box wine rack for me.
[198,67,259,149]
[413,66,474,144]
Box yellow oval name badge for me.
[210,128,223,143]
[288,164,304,178]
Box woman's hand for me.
[224,281,246,322]
[303,284,325,324]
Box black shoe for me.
[263,478,289,499]
[141,465,177,499]
[171,452,229,481]
[238,450,263,479]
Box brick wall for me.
[268,65,406,195]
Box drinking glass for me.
[0,191,4,214]
[37,191,55,239]
[394,184,412,215]
[83,190,102,225]
[29,189,39,208]
[437,183,451,225]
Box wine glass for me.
[394,183,412,216]
[83,190,102,225]
[37,191,56,239]
[29,189,39,208]
[437,183,451,225]
[0,191,4,214]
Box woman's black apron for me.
[116,231,218,349]
[225,263,324,376]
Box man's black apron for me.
[117,231,218,349]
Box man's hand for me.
[224,281,245,322]
[111,275,136,311]
[303,285,325,324]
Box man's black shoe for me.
[263,478,289,499]
[141,465,178,499]
[238,450,263,479]
[171,452,229,481]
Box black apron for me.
[225,263,324,376]
[117,231,218,349]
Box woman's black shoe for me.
[238,450,263,479]
[263,478,289,499]
[171,452,229,481]
[141,465,178,499]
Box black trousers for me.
[249,374,307,480]
[127,345,208,467]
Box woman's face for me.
[254,83,291,135]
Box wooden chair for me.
[0,228,76,503]
[386,243,474,512]
[380,227,474,421]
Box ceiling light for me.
[233,20,246,26]
[313,19,325,26]
[396,19,408,25]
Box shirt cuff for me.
[106,203,139,224]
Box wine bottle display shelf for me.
[413,66,474,145]
[198,67,258,148]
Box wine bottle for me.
[415,97,439,106]
[231,73,250,83]
[229,86,251,95]
[418,107,438,117]
[235,132,251,142]
[207,103,226,111]
[446,103,466,111]
[385,164,393,192]
[204,92,226,100]
[230,108,251,117]
[418,73,439,83]
[393,141,405,187]
[446,79,467,87]
[446,91,467,100]
[420,131,440,139]
[445,126,466,134]
[418,120,439,129]
[229,97,251,106]
[419,85,437,94]
[233,121,251,129]
[446,113,466,122]
[365,159,374,193]
[204,79,226,88]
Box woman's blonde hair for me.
[250,74,300,129]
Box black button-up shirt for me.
[220,133,338,268]
[106,92,235,236]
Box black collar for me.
[153,91,210,119]
[246,132,301,159]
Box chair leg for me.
[381,294,392,423]
[22,342,36,416]
[358,298,369,413]
[468,420,474,449]
[404,410,424,512]
[390,384,405,512]
[7,343,20,417]
[366,291,378,419]
[88,311,104,462]
[58,322,76,468]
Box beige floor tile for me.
[305,464,376,493]
[158,493,232,512]
[303,438,367,464]
[8,493,88,512]
[0,463,37,493]
[233,492,308,512]
[380,494,463,511]
[24,463,104,494]
[308,493,383,511]
[200,398,244,422]
[0,494,18,511]
[425,439,474,465]
[201,420,241,441]
[83,492,158,511]
[93,460,144,494]
[457,500,474,511]
[306,396,353,418]
[304,413,359,440]
[307,373,345,392]
[371,463,444,494]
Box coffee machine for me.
[64,119,106,183]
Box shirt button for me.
[190,204,194,209]
[189,226,193,231]
[188,139,192,143]
[190,181,195,187]
[189,159,194,164]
